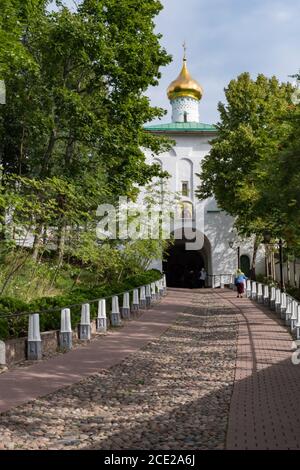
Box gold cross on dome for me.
[183,41,187,61]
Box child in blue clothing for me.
[234,269,248,298]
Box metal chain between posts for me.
[0,276,165,320]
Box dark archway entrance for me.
[163,242,205,288]
[240,254,251,277]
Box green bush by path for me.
[286,287,300,302]
[0,269,162,340]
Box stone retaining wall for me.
[0,277,165,368]
[4,337,26,366]
[1,303,149,366]
[2,320,98,366]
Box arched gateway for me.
[163,231,212,288]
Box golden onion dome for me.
[167,58,203,101]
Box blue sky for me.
[150,0,300,124]
[59,0,300,124]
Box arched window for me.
[177,159,193,196]
[178,202,193,220]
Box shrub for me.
[0,269,162,340]
[286,287,300,302]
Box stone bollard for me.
[257,283,263,303]
[156,281,160,299]
[158,279,165,298]
[275,289,281,314]
[269,287,276,310]
[59,308,72,350]
[121,292,131,320]
[146,284,152,307]
[280,292,287,320]
[131,289,139,315]
[79,303,91,340]
[27,313,42,360]
[0,340,6,365]
[111,296,122,326]
[290,300,298,332]
[220,275,224,289]
[151,282,156,301]
[263,284,269,305]
[163,275,167,295]
[296,305,300,340]
[251,281,257,300]
[156,281,161,299]
[285,295,292,326]
[140,286,146,309]
[229,274,235,290]
[246,280,252,298]
[97,299,107,333]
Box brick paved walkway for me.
[221,290,300,450]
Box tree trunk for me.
[57,223,66,267]
[65,134,75,169]
[42,226,48,246]
[0,250,30,295]
[32,225,44,262]
[265,245,269,278]
[41,129,56,175]
[287,255,291,287]
[69,269,83,291]
[272,252,276,281]
[18,126,25,175]
[0,206,7,241]
[250,235,259,279]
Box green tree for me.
[0,0,47,73]
[196,72,294,273]
[0,0,172,263]
[262,78,300,251]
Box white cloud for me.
[272,9,293,22]
[147,0,300,124]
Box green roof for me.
[144,122,217,133]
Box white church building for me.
[144,54,265,288]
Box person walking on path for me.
[199,268,207,288]
[234,269,247,298]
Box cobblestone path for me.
[0,290,238,450]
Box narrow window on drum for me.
[182,181,189,196]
